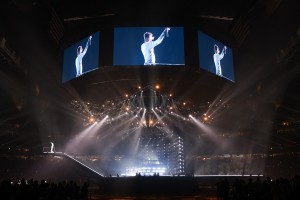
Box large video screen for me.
[113,27,185,66]
[198,31,235,82]
[62,32,100,83]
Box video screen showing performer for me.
[62,32,100,83]
[198,31,235,82]
[113,27,185,66]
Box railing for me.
[63,153,104,177]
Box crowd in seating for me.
[0,178,90,200]
[0,154,300,199]
[1,174,300,199]
[216,175,300,200]
[192,154,300,179]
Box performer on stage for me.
[213,44,227,77]
[141,27,170,65]
[75,35,92,77]
[50,142,55,153]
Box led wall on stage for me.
[62,32,100,83]
[198,31,235,82]
[113,27,185,66]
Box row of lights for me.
[84,84,212,125]
[125,85,174,98]
[87,113,212,125]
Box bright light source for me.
[89,117,95,123]
[155,85,160,89]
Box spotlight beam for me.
[189,115,223,146]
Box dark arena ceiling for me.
[0,0,300,152]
